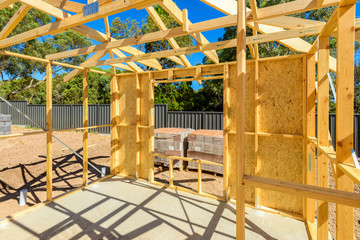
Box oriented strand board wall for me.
[117,75,137,176]
[257,56,305,214]
[228,55,305,214]
[116,74,152,179]
[116,55,305,214]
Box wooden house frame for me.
[0,0,359,239]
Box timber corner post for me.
[46,61,53,202]
[236,0,246,239]
[336,2,355,239]
[149,71,155,183]
[82,69,89,186]
[110,72,119,176]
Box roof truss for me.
[0,0,357,74]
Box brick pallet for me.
[187,130,223,174]
[0,114,11,135]
[154,128,194,169]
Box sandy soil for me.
[1,126,359,239]
[0,126,111,219]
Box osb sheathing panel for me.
[228,62,255,203]
[228,56,305,214]
[258,136,303,214]
[257,56,305,214]
[117,75,137,177]
[258,57,304,135]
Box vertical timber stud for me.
[305,54,316,225]
[46,61,53,201]
[83,69,89,186]
[115,74,120,174]
[336,4,355,239]
[136,74,141,179]
[317,36,329,239]
[149,72,155,183]
[236,0,246,238]
[110,72,117,175]
[254,32,260,209]
[223,63,229,201]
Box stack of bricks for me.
[0,114,11,135]
[187,130,223,174]
[154,128,194,169]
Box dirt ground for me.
[0,126,111,218]
[1,126,359,239]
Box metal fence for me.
[1,101,360,155]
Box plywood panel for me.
[117,75,137,176]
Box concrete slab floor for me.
[0,176,308,239]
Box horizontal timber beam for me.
[45,14,237,60]
[0,50,111,75]
[308,137,360,187]
[46,16,323,60]
[243,175,360,208]
[43,0,84,13]
[0,0,161,49]
[80,25,325,67]
[19,0,71,19]
[252,0,340,21]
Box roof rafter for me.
[201,0,338,72]
[0,0,161,49]
[42,0,84,13]
[63,50,109,82]
[146,6,191,67]
[160,0,219,63]
[45,14,237,60]
[0,0,16,10]
[18,0,164,71]
[81,24,328,68]
[69,24,163,70]
[0,3,31,40]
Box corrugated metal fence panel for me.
[204,112,223,130]
[154,104,167,129]
[53,105,71,130]
[167,112,203,130]
[0,101,28,125]
[27,104,46,129]
[2,101,360,155]
[95,104,110,134]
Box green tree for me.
[0,3,91,100]
[141,6,195,110]
[197,1,360,112]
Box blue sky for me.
[78,0,228,90]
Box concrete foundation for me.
[0,176,308,240]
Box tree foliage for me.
[0,3,91,100]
